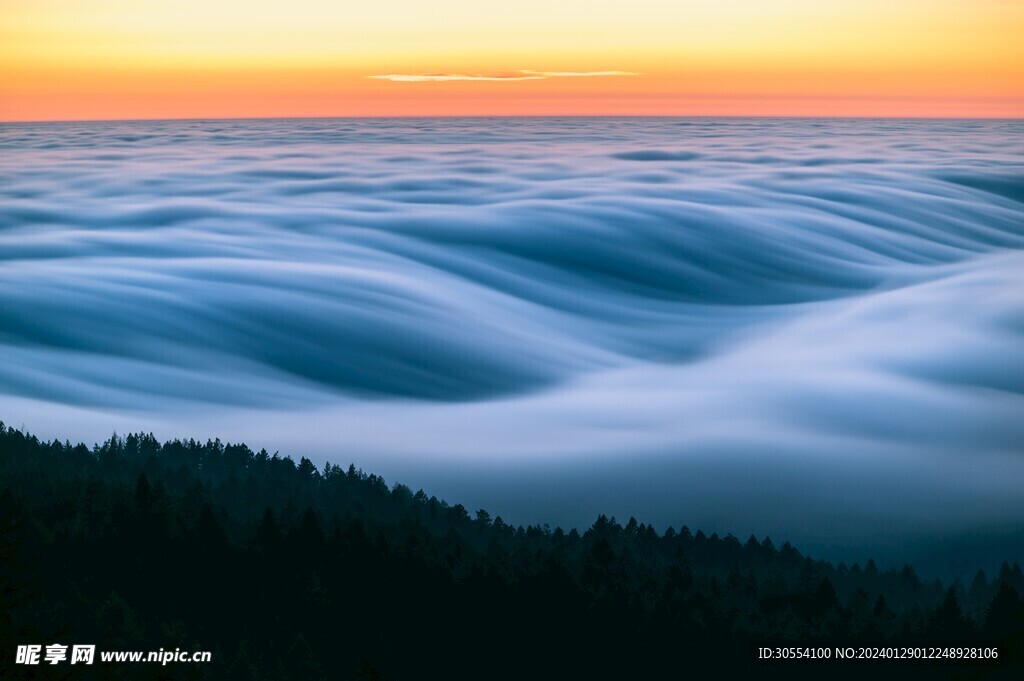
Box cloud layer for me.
[369,70,638,82]
[0,117,1022,565]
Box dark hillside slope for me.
[1,423,1021,679]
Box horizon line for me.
[3,113,1023,125]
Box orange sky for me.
[2,0,1022,121]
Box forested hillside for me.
[1,423,1021,679]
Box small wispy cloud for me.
[369,70,639,83]
[368,73,545,82]
[524,71,638,78]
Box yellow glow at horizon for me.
[2,0,1022,119]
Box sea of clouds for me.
[1,117,1022,570]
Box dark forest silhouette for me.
[1,422,1022,679]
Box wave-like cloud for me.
[1,117,1022,560]
[369,70,638,82]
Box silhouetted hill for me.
[1,423,1021,679]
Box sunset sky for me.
[2,0,1022,121]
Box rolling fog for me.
[2,117,1022,573]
